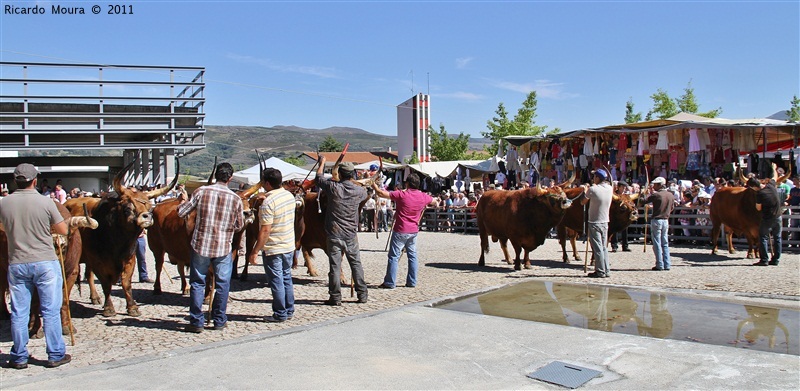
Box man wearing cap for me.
[581,169,613,278]
[610,180,632,252]
[645,177,675,271]
[0,164,71,369]
[748,177,782,266]
[315,157,369,305]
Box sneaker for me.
[377,283,394,289]
[752,261,769,266]
[6,361,28,370]
[651,266,664,271]
[139,278,154,283]
[184,324,204,333]
[769,260,779,266]
[210,323,227,331]
[324,298,342,306]
[357,296,368,304]
[404,284,416,288]
[46,354,71,368]
[264,315,286,323]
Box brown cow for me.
[477,184,573,270]
[234,181,305,281]
[557,187,639,263]
[0,200,97,336]
[149,173,259,293]
[65,161,178,317]
[710,165,791,258]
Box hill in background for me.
[181,125,491,177]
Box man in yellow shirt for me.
[248,168,296,322]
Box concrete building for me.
[396,93,430,163]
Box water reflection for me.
[737,306,791,354]
[437,281,798,355]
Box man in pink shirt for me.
[372,173,435,288]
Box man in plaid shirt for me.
[178,162,244,332]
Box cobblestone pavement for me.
[1,231,798,382]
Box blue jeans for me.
[8,260,66,364]
[136,236,149,280]
[651,219,671,269]
[383,232,418,288]
[758,217,782,263]
[262,251,295,320]
[189,251,232,328]
[588,222,610,276]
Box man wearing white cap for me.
[645,177,675,271]
[581,169,613,278]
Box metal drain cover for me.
[528,361,602,389]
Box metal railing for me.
[0,61,206,154]
[417,205,800,251]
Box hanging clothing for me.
[618,134,627,152]
[668,129,682,146]
[551,143,561,159]
[583,136,593,155]
[637,134,646,156]
[656,130,669,151]
[697,129,711,151]
[688,128,701,152]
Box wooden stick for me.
[583,204,589,273]
[56,237,76,346]
[643,204,649,253]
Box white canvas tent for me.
[232,157,315,184]
[353,160,404,171]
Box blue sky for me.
[1,1,798,138]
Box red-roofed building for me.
[300,151,398,169]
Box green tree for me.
[788,95,800,123]
[625,97,643,124]
[677,81,722,118]
[464,150,491,160]
[646,88,679,120]
[482,91,549,155]
[318,135,344,152]
[284,155,307,167]
[428,124,470,161]
[405,152,420,164]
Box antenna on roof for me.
[410,70,414,95]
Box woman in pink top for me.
[372,173,434,289]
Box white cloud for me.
[455,57,474,69]
[489,79,579,100]
[227,53,340,79]
[435,91,484,101]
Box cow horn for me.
[557,170,576,188]
[113,160,136,195]
[68,216,99,229]
[147,159,181,199]
[736,163,748,185]
[240,182,261,199]
[207,156,218,185]
[774,163,791,184]
[612,194,620,201]
[771,163,779,182]
[628,193,639,201]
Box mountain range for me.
[181,125,491,176]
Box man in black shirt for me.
[747,177,782,266]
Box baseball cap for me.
[593,169,608,180]
[369,164,379,171]
[14,163,39,181]
[338,162,355,172]
[651,177,667,185]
